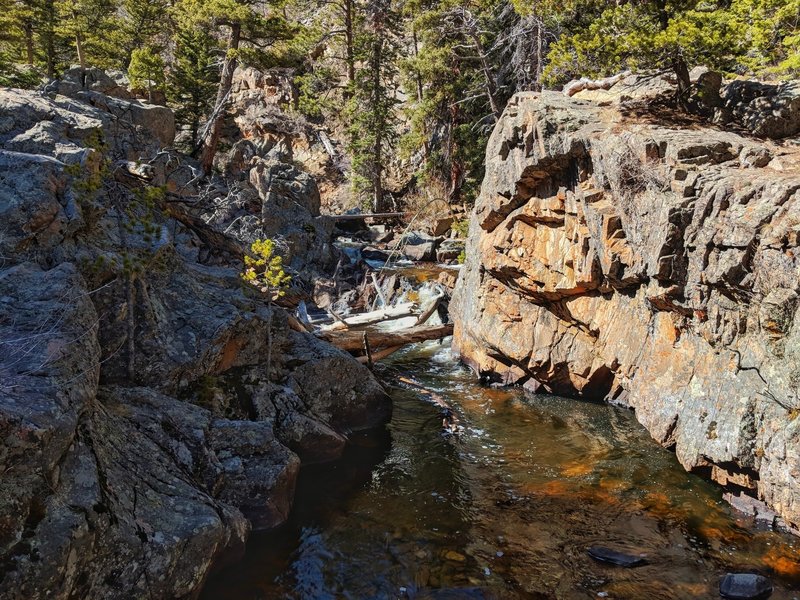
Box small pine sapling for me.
[241,238,291,379]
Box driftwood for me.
[357,345,404,364]
[320,323,453,352]
[414,295,444,326]
[287,314,312,333]
[164,199,246,258]
[397,375,460,434]
[563,70,631,97]
[371,272,388,308]
[328,212,407,221]
[321,303,416,331]
[362,332,373,369]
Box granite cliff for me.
[452,73,800,529]
[0,71,389,598]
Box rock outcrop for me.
[452,86,800,529]
[0,84,390,599]
[214,66,346,209]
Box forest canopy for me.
[1,0,796,208]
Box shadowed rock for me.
[719,573,773,600]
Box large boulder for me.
[451,88,800,528]
[48,66,134,100]
[247,158,338,274]
[722,79,800,139]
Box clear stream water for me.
[201,340,800,600]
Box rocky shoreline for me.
[0,74,390,598]
[451,72,800,531]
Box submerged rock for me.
[587,546,647,568]
[719,573,773,600]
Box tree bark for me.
[463,20,501,119]
[43,0,55,78]
[673,56,691,111]
[319,323,453,352]
[200,22,241,174]
[371,29,385,212]
[411,27,430,160]
[75,30,86,72]
[23,22,34,65]
[344,0,355,86]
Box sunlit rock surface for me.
[452,86,800,529]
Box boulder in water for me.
[587,546,647,567]
[719,573,773,600]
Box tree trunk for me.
[412,27,430,160]
[412,28,423,103]
[23,23,34,65]
[535,22,543,89]
[466,26,501,119]
[266,299,273,380]
[319,323,453,352]
[344,0,355,87]
[371,30,386,213]
[75,31,86,72]
[43,0,55,78]
[200,22,241,174]
[673,56,691,111]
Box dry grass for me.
[401,179,456,233]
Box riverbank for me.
[201,340,800,599]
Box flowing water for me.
[202,340,800,600]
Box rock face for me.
[0,84,390,598]
[217,66,345,210]
[451,88,800,528]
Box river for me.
[201,338,800,599]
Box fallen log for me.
[356,345,404,364]
[563,70,631,97]
[319,303,416,331]
[328,212,408,221]
[319,323,453,352]
[414,295,443,326]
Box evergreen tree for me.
[128,46,165,101]
[728,0,800,76]
[175,0,294,173]
[118,0,169,67]
[543,1,741,104]
[168,26,219,148]
[400,0,509,206]
[54,0,116,70]
[347,0,402,212]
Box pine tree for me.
[168,26,219,148]
[118,0,169,67]
[175,0,294,173]
[728,0,800,76]
[128,46,165,101]
[347,0,401,212]
[54,0,116,70]
[400,0,509,206]
[543,1,742,104]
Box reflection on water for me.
[201,341,800,600]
